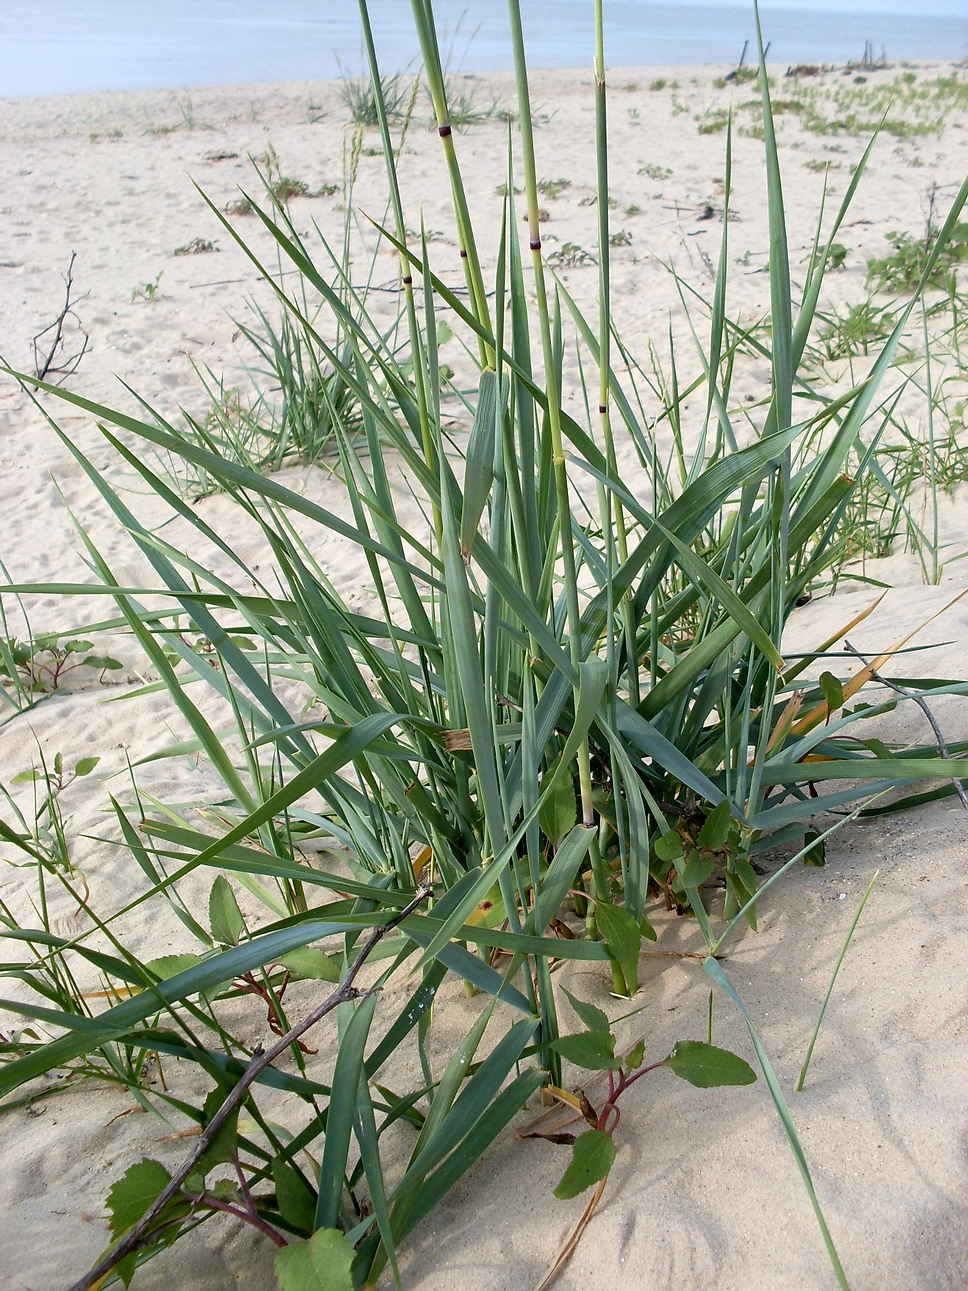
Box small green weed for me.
[534,982,754,1204]
[867,223,968,293]
[131,272,163,302]
[173,238,218,256]
[546,241,597,267]
[537,177,572,199]
[638,163,672,181]
[3,751,100,879]
[816,297,892,359]
[697,110,729,135]
[0,635,121,694]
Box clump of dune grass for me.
[2,3,968,1289]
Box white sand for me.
[1,63,967,1289]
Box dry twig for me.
[32,251,90,382]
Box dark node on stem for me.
[459,248,468,258]
[402,275,413,286]
[599,405,608,415]
[530,239,541,251]
[438,123,452,137]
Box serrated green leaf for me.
[74,756,100,777]
[553,1030,619,1071]
[654,831,683,862]
[144,953,202,982]
[553,1128,616,1200]
[697,799,732,851]
[107,1158,172,1239]
[62,639,93,653]
[593,900,642,996]
[272,1159,317,1235]
[142,952,229,1007]
[275,1226,355,1291]
[209,875,245,947]
[664,1040,756,1088]
[280,946,340,982]
[562,987,610,1037]
[106,1157,185,1287]
[53,751,63,776]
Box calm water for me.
[1,1,965,98]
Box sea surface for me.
[1,1,965,98]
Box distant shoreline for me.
[0,0,964,98]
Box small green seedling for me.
[131,272,164,302]
[533,988,755,1206]
[0,634,121,693]
[4,751,100,876]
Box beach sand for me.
[1,62,967,1289]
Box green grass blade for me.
[796,870,879,1091]
[704,956,850,1289]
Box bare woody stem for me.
[67,884,433,1291]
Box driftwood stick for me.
[844,638,968,811]
[68,884,433,1291]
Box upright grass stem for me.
[411,0,493,362]
[507,0,595,830]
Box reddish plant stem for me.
[596,1059,666,1131]
[184,1195,287,1248]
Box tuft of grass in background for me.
[2,4,968,1289]
[339,70,413,125]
